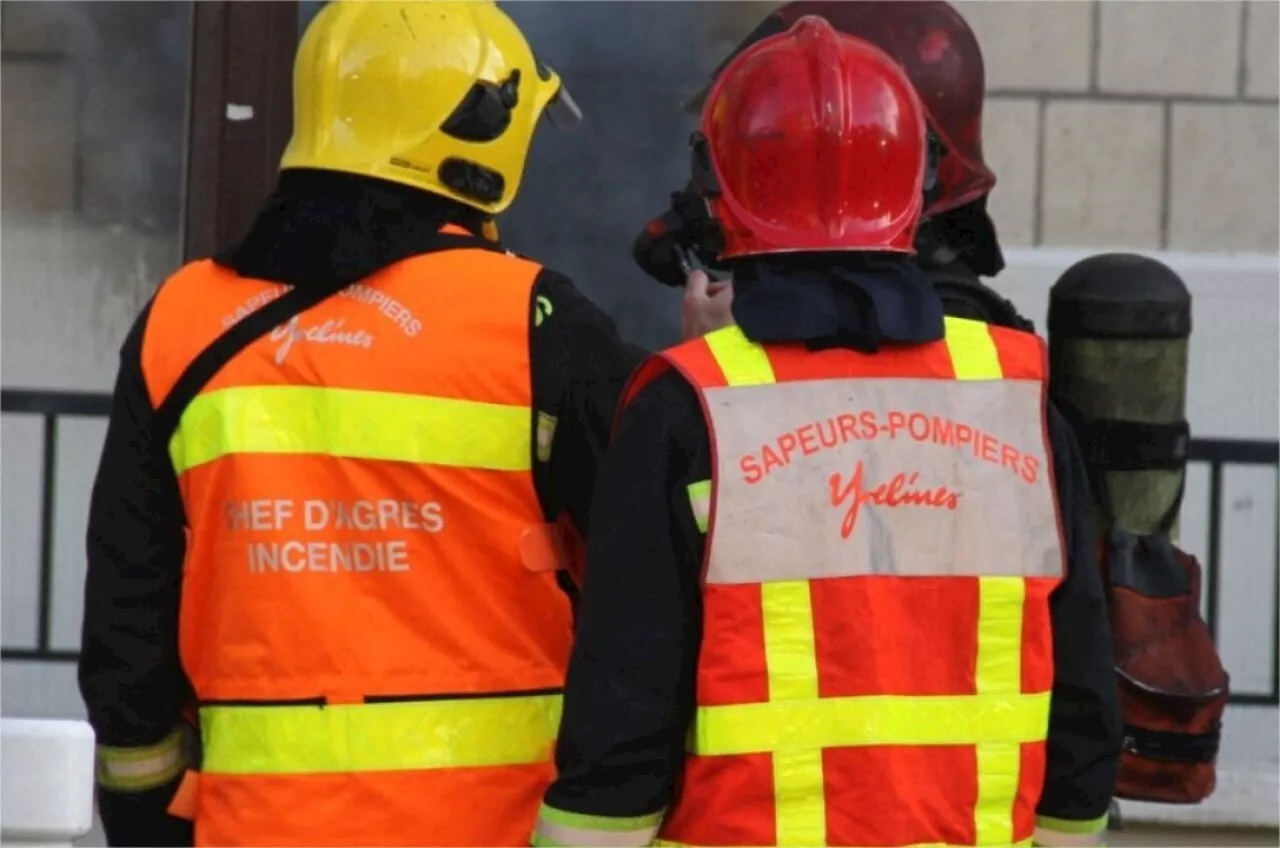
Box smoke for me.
[1,1,190,235]
[498,1,777,351]
[0,1,777,345]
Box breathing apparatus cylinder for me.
[1049,253,1228,807]
[1047,253,1192,541]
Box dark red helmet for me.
[689,1,995,217]
[698,15,928,259]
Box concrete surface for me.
[1110,825,1280,846]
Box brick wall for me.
[958,0,1279,252]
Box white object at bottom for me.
[1,718,96,846]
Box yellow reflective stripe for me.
[976,578,1026,695]
[96,728,187,791]
[761,581,824,845]
[773,748,825,846]
[691,691,1051,756]
[536,410,558,463]
[704,325,776,387]
[687,479,711,533]
[761,582,819,702]
[200,694,560,774]
[171,386,531,474]
[943,315,1004,381]
[974,577,1028,846]
[975,743,1019,844]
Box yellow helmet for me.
[282,0,581,215]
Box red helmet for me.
[698,15,928,259]
[690,1,995,217]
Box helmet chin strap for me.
[917,192,1007,279]
[917,131,956,271]
[915,219,961,270]
[924,131,943,193]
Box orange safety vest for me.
[623,318,1065,847]
[139,232,573,846]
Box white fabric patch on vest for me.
[702,377,1063,586]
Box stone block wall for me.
[0,1,188,361]
[0,2,188,235]
[958,0,1279,252]
[4,1,1275,261]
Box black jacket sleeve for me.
[543,369,706,826]
[79,302,194,847]
[529,269,648,538]
[541,381,1121,836]
[1037,405,1122,830]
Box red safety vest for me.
[625,317,1065,847]
[140,230,573,846]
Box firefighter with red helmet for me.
[665,1,1032,333]
[535,15,1118,848]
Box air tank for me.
[1047,253,1192,542]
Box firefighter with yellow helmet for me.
[78,3,647,845]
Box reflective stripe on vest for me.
[200,693,561,774]
[661,317,1063,847]
[171,385,532,474]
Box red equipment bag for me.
[1103,533,1230,803]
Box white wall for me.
[2,248,1277,833]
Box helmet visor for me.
[545,82,583,130]
[533,54,583,130]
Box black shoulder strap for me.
[151,231,495,449]
[929,268,1035,333]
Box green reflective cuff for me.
[96,728,187,792]
[1035,814,1108,834]
[533,804,663,847]
[537,805,663,832]
[1033,813,1108,846]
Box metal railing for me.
[1,389,111,665]
[3,388,1278,705]
[1190,437,1280,706]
